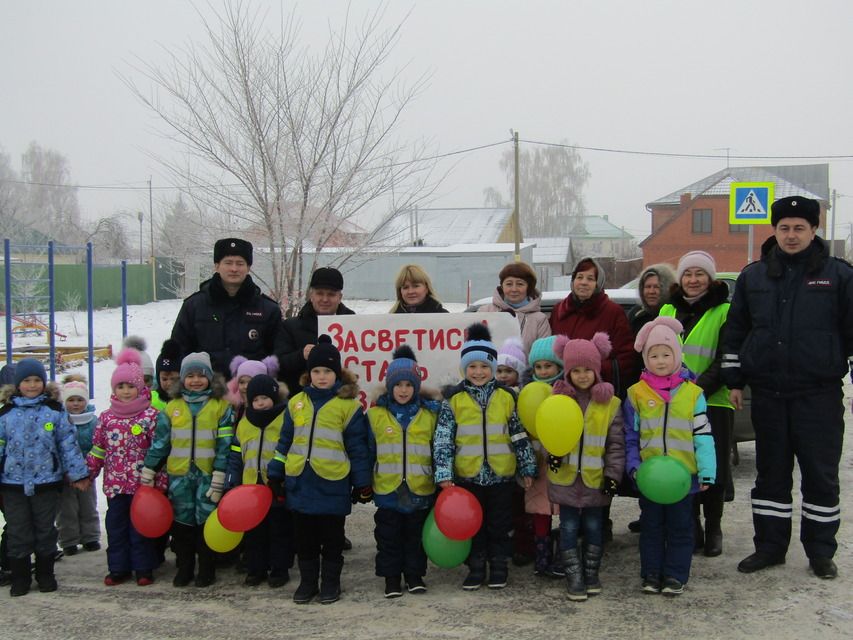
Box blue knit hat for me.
[180,352,214,382]
[386,345,421,395]
[460,323,497,376]
[14,358,46,386]
[528,336,564,382]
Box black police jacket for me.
[722,236,853,395]
[170,274,283,378]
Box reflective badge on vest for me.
[385,426,395,435]
[647,399,657,408]
[293,402,306,426]
[173,410,181,417]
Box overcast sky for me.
[3,0,852,247]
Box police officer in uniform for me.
[722,195,853,579]
[171,238,283,379]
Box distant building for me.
[641,164,829,271]
[372,207,517,247]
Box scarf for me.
[109,390,152,418]
[640,370,684,402]
[504,297,530,310]
[69,410,96,425]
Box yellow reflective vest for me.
[368,405,436,496]
[284,392,359,481]
[164,397,232,475]
[659,303,733,409]
[628,380,701,474]
[547,396,621,488]
[449,388,516,479]
[233,413,284,485]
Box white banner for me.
[317,313,521,409]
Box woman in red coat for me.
[549,257,635,398]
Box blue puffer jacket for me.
[0,387,89,496]
[267,376,370,516]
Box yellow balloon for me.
[536,395,583,457]
[517,382,552,438]
[203,508,243,553]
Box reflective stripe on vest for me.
[449,388,516,478]
[659,303,733,409]
[368,405,436,496]
[628,380,701,474]
[547,397,621,488]
[165,397,231,475]
[236,413,284,486]
[284,392,358,481]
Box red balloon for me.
[217,484,273,532]
[131,486,173,538]
[434,486,483,541]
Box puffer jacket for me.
[479,290,551,353]
[171,273,283,379]
[88,406,167,498]
[0,383,89,496]
[69,403,98,456]
[722,236,853,394]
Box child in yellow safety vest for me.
[623,316,716,596]
[546,332,625,601]
[141,351,234,589]
[266,335,371,605]
[225,374,294,588]
[367,345,442,598]
[433,323,537,591]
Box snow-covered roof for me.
[527,237,572,264]
[566,215,633,239]
[648,164,829,206]
[371,208,513,247]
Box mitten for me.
[139,467,156,487]
[548,455,562,473]
[268,477,286,503]
[351,486,373,504]
[205,471,226,503]
[602,477,619,497]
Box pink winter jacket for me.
[478,290,551,354]
[87,406,167,497]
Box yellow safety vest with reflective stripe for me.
[367,406,436,496]
[547,396,621,488]
[659,303,733,409]
[233,413,284,485]
[164,397,232,475]
[284,392,358,481]
[449,388,516,479]
[628,380,700,474]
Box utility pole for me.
[829,188,837,257]
[512,129,520,262]
[150,177,157,301]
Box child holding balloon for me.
[546,333,624,601]
[525,336,563,577]
[434,323,537,591]
[225,374,293,588]
[141,352,234,588]
[266,335,371,605]
[366,345,441,598]
[623,316,716,596]
[87,348,163,586]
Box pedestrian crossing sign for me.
[730,182,775,224]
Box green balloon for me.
[636,456,692,505]
[422,509,472,568]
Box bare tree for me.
[85,215,133,261]
[484,142,590,237]
[20,142,85,243]
[122,1,439,315]
[0,147,27,240]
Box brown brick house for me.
[640,164,829,271]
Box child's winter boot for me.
[582,544,603,595]
[561,548,587,602]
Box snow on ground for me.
[4,297,468,411]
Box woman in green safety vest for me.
[658,250,733,559]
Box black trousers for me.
[0,486,61,559]
[458,481,513,561]
[750,388,844,559]
[293,512,346,564]
[695,405,733,522]
[373,507,429,578]
[244,505,294,576]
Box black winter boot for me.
[704,519,723,557]
[293,559,320,604]
[582,544,603,595]
[9,557,31,597]
[171,524,195,587]
[487,557,508,589]
[319,558,343,604]
[533,536,551,576]
[561,549,587,602]
[462,553,487,590]
[35,554,57,592]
